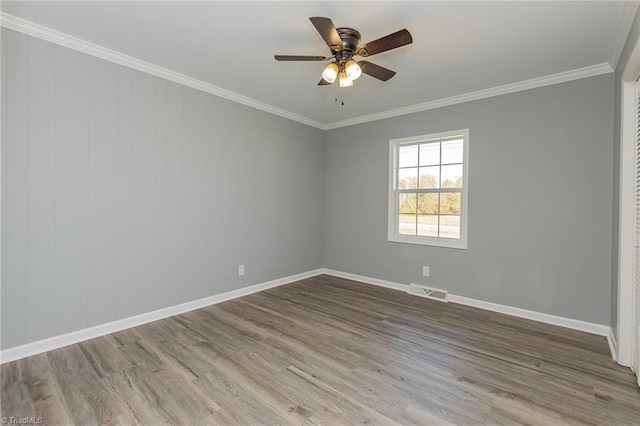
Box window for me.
[388,129,468,249]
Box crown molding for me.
[1,12,617,132]
[324,62,614,130]
[0,12,325,130]
[609,1,640,70]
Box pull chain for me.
[333,84,345,106]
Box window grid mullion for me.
[390,129,467,248]
[416,143,421,235]
[396,188,462,194]
[394,135,464,240]
[438,142,442,237]
[414,193,420,235]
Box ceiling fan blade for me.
[274,55,327,61]
[309,17,343,52]
[358,61,396,81]
[318,78,332,86]
[356,29,413,57]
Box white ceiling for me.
[0,1,630,127]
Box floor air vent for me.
[407,283,448,302]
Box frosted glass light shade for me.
[345,59,362,80]
[321,62,339,83]
[339,71,353,87]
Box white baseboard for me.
[608,328,619,363]
[1,268,617,363]
[320,269,411,293]
[0,269,324,364]
[447,294,610,336]
[321,268,612,341]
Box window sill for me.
[387,234,467,249]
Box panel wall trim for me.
[320,269,615,358]
[0,269,324,364]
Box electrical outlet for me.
[238,265,245,276]
[422,266,430,277]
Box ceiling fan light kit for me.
[275,17,413,88]
[321,62,339,83]
[338,70,353,87]
[345,59,362,80]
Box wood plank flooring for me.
[1,274,639,425]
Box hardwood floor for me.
[1,274,639,425]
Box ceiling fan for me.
[274,17,413,88]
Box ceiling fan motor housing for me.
[336,28,360,59]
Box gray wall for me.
[1,26,619,352]
[323,74,614,325]
[611,7,640,339]
[1,29,324,350]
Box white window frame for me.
[388,129,469,249]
